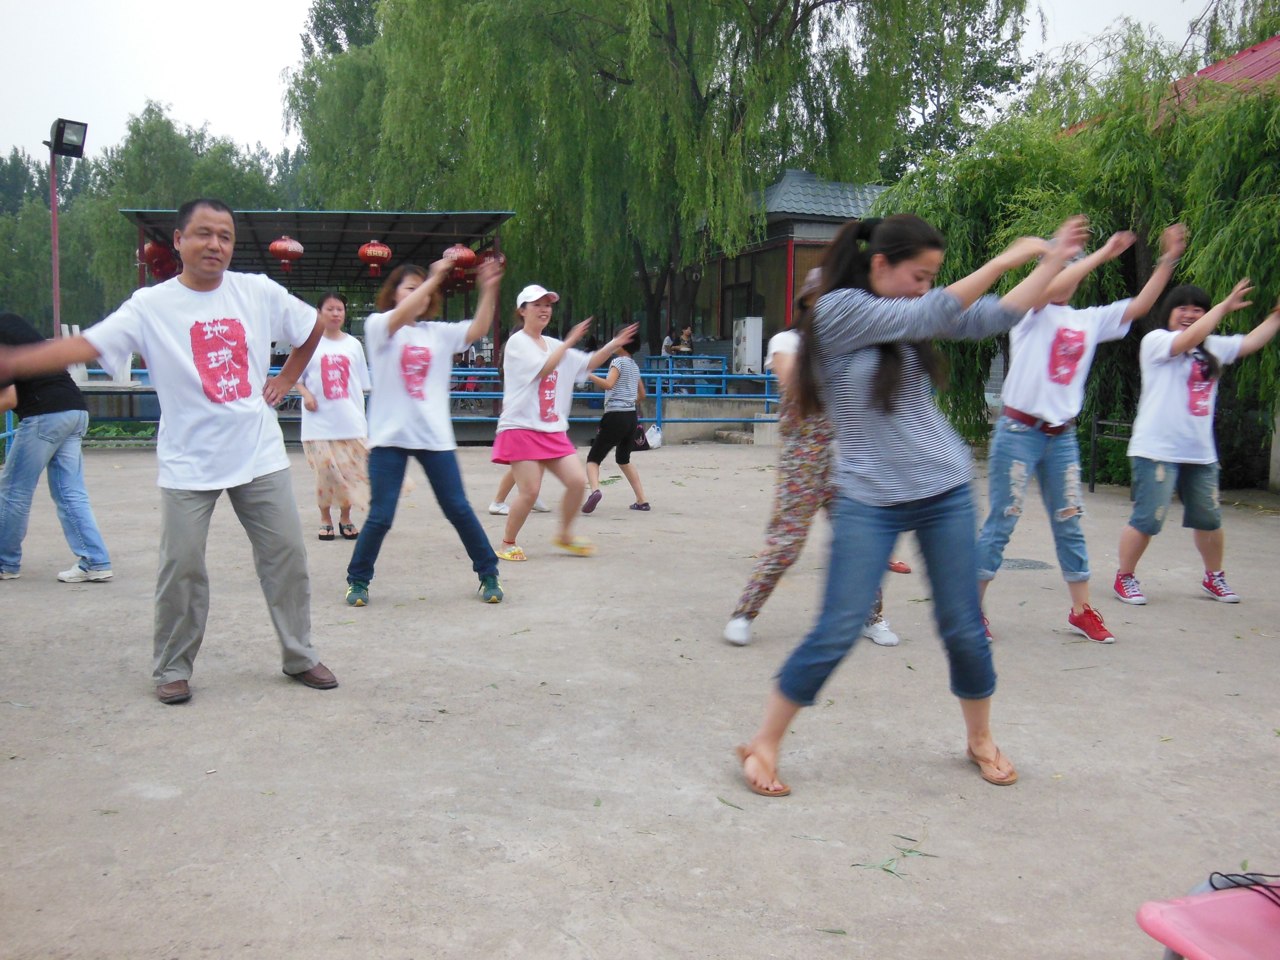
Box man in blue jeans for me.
[0,312,112,583]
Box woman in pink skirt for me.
[492,284,636,560]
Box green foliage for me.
[286,0,1031,349]
[877,26,1280,484]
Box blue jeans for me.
[347,446,497,584]
[0,409,111,574]
[777,484,995,705]
[976,416,1089,583]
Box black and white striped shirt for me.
[813,287,1020,506]
[604,355,641,411]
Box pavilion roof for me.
[120,208,514,292]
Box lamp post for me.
[42,119,88,339]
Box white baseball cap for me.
[516,284,560,308]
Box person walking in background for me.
[491,283,636,561]
[0,312,112,584]
[582,325,649,513]
[976,224,1186,644]
[722,272,903,649]
[488,469,550,516]
[735,212,1086,797]
[1114,283,1280,605]
[296,292,370,543]
[0,198,336,704]
[344,256,506,607]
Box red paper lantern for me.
[142,241,179,281]
[268,235,304,272]
[359,240,392,277]
[475,249,506,271]
[443,243,477,270]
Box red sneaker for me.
[1068,605,1115,643]
[887,559,912,575]
[1113,571,1147,605]
[982,614,994,643]
[1201,570,1240,603]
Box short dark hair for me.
[616,326,642,355]
[175,198,235,232]
[375,264,429,313]
[317,291,348,311]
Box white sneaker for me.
[0,571,19,580]
[723,616,753,646]
[532,498,551,513]
[487,501,510,516]
[58,564,114,583]
[862,617,900,647]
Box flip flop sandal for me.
[318,525,335,541]
[966,747,1018,786]
[582,490,603,514]
[339,523,359,540]
[496,544,527,562]
[630,502,651,511]
[735,744,790,797]
[551,536,596,558]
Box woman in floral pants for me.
[723,273,901,647]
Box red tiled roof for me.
[1195,33,1280,87]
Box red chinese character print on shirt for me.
[400,345,432,400]
[1187,359,1214,417]
[321,354,351,400]
[538,370,559,422]
[190,318,252,403]
[1047,327,1086,385]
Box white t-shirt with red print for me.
[363,311,469,450]
[1000,301,1131,425]
[1128,329,1245,464]
[83,271,317,490]
[497,330,591,434]
[299,334,369,442]
[766,329,800,369]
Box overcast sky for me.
[1,0,1210,162]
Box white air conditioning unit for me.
[732,316,763,375]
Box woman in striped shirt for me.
[736,213,1086,797]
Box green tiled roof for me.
[761,169,889,220]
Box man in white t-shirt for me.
[0,198,334,704]
[975,224,1185,645]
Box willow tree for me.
[368,0,1025,346]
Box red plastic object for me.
[1136,887,1280,960]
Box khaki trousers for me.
[153,468,318,683]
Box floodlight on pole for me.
[42,119,87,338]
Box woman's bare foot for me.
[736,742,790,797]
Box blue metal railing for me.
[0,368,782,459]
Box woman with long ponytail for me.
[736,213,1087,797]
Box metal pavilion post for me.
[48,148,61,338]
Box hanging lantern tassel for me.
[359,240,393,278]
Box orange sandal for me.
[735,744,790,797]
[966,747,1018,786]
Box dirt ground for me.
[2,443,1277,959]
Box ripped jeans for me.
[976,415,1089,583]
